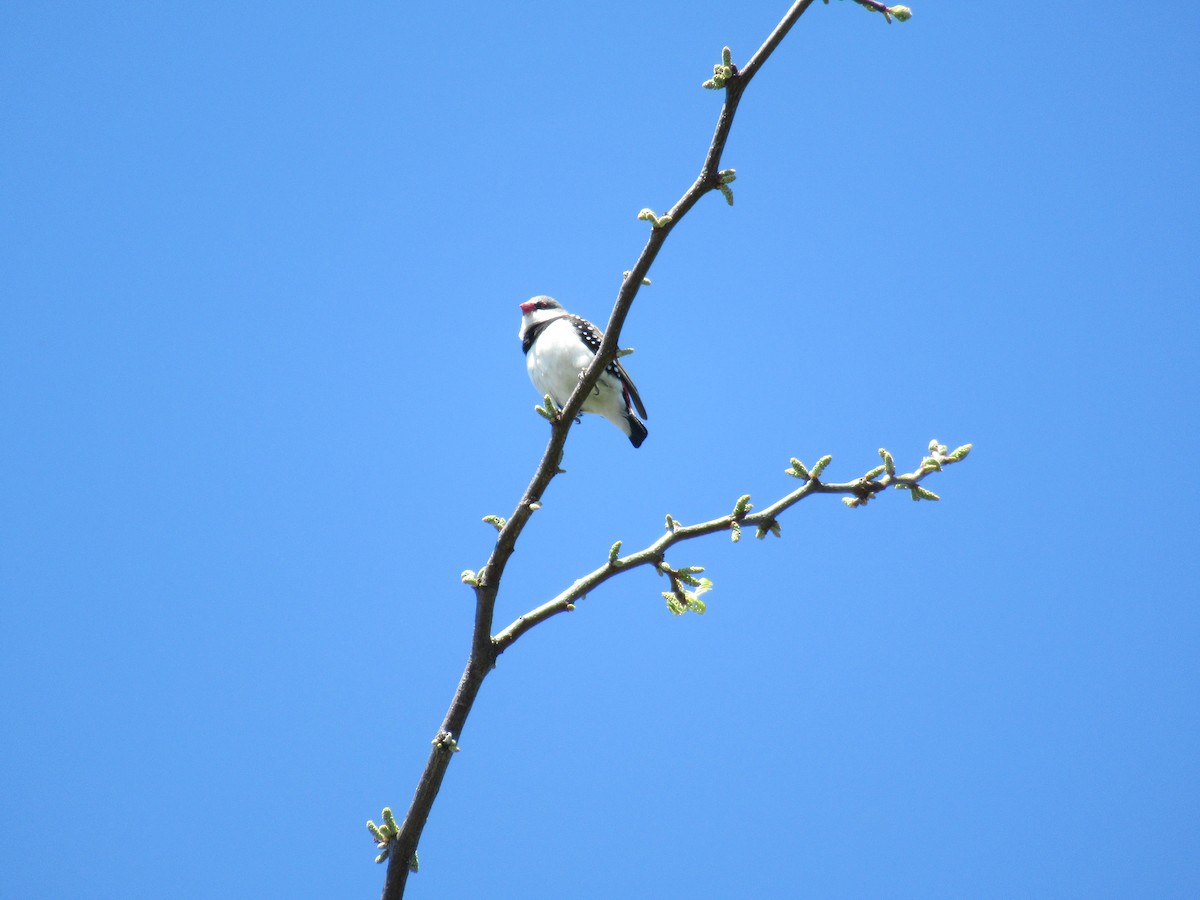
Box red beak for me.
[519,301,537,314]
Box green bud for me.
[842,497,858,508]
[722,46,732,67]
[617,347,635,357]
[879,448,895,475]
[949,443,973,461]
[637,208,673,228]
[535,395,560,421]
[460,570,478,586]
[409,852,420,872]
[864,465,886,480]
[608,541,623,565]
[732,494,752,518]
[382,808,397,830]
[889,5,913,21]
[754,520,781,539]
[375,850,389,864]
[718,183,734,206]
[528,501,541,511]
[811,455,833,479]
[482,515,506,531]
[916,486,941,501]
[787,458,810,480]
[730,521,742,543]
[368,821,385,842]
[704,67,731,89]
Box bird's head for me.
[519,296,562,316]
[518,296,567,343]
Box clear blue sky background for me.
[3,2,1198,898]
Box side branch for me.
[494,441,970,652]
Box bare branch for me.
[494,442,970,651]
[840,0,914,24]
[377,3,919,896]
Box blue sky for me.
[3,2,1198,897]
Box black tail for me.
[627,416,648,448]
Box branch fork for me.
[379,3,925,896]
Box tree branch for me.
[494,441,970,650]
[844,0,913,24]
[376,3,917,895]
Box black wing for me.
[568,314,648,420]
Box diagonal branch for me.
[376,2,913,896]
[494,441,970,651]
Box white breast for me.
[526,318,630,431]
[527,318,594,406]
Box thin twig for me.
[494,448,966,651]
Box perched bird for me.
[518,296,649,447]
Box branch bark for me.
[493,447,968,651]
[377,2,921,895]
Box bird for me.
[518,296,649,447]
